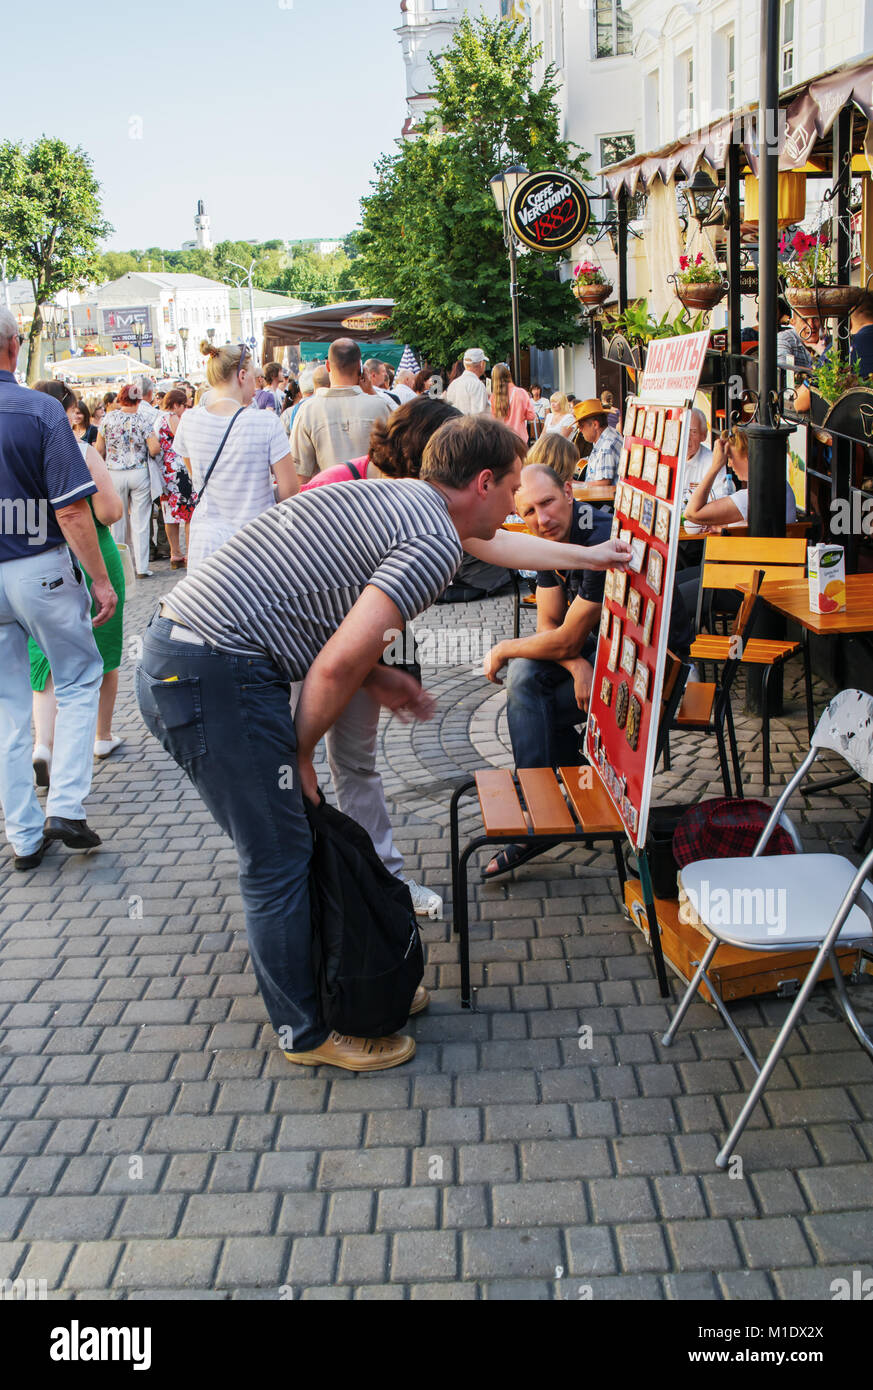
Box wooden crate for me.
[624,877,858,1006]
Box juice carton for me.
[808,544,846,613]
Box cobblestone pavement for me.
[1,562,872,1301]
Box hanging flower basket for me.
[785,285,863,318]
[573,282,612,306]
[676,282,727,312]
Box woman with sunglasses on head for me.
[170,342,299,574]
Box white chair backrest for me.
[811,689,873,785]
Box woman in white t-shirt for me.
[684,428,797,530]
[172,341,299,573]
[543,391,575,438]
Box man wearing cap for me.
[446,349,489,416]
[575,398,623,483]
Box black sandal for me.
[481,841,548,881]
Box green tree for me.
[356,15,589,367]
[0,137,111,382]
[268,247,358,307]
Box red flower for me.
[679,255,689,270]
[695,252,704,266]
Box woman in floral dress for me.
[147,387,191,568]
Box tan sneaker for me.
[284,1031,416,1072]
[409,985,430,1016]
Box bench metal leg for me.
[725,695,743,798]
[714,713,733,799]
[449,778,475,939]
[761,663,773,794]
[456,837,490,1010]
[802,632,816,740]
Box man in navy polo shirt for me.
[0,309,117,869]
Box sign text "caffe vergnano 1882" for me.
[507,171,591,253]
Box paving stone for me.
[319,1149,408,1191]
[20,1196,120,1242]
[797,1164,872,1212]
[255,1152,318,1191]
[217,1237,289,1289]
[286,1235,339,1286]
[376,1187,439,1231]
[803,1211,873,1263]
[565,1225,617,1276]
[589,1177,656,1224]
[735,1216,813,1268]
[179,1193,278,1237]
[458,1144,517,1183]
[666,1219,742,1271]
[114,1239,221,1291]
[462,1228,562,1280]
[63,1241,122,1291]
[114,1194,184,1238]
[520,1139,612,1181]
[492,1181,587,1227]
[615,1223,671,1274]
[325,1191,373,1236]
[274,1193,326,1236]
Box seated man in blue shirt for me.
[482,462,691,878]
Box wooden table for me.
[572,482,615,505]
[755,574,873,635]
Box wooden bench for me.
[448,655,690,1007]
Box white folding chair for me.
[661,688,873,1169]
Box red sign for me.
[585,396,692,846]
[639,330,709,403]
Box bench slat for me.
[474,769,528,837]
[517,768,576,836]
[558,766,623,834]
[675,681,716,727]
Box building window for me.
[726,29,736,110]
[594,0,632,59]
[781,0,794,88]
[601,135,644,219]
[686,52,695,119]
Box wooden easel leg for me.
[638,848,670,998]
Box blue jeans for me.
[0,546,102,855]
[505,657,589,769]
[136,614,327,1052]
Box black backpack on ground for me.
[305,796,424,1037]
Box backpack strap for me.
[195,407,246,504]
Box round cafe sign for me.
[507,171,590,253]
[340,312,391,331]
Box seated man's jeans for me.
[136,615,327,1053]
[506,657,589,769]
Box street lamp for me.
[489,163,529,384]
[681,168,725,230]
[178,325,189,378]
[227,258,257,359]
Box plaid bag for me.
[672,798,795,869]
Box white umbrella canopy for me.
[50,354,149,382]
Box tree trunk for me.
[26,304,44,385]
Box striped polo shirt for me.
[167,478,463,680]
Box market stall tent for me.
[51,354,149,383]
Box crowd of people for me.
[1,307,761,1074]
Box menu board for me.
[584,397,691,848]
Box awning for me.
[262,299,396,353]
[602,54,873,197]
[51,354,149,380]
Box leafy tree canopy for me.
[356,16,590,367]
[0,137,111,381]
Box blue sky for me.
[5,0,407,251]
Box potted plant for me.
[572,260,612,307]
[674,253,727,312]
[782,230,862,317]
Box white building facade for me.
[396,0,501,135]
[73,272,232,379]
